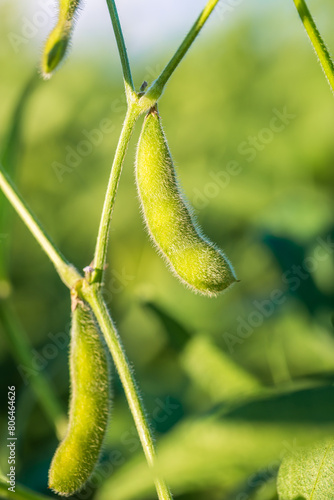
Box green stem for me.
[0,164,81,289]
[0,302,67,439]
[0,476,52,500]
[141,0,220,107]
[293,0,334,93]
[94,0,222,275]
[83,286,173,500]
[92,105,140,283]
[105,0,135,100]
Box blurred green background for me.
[1,1,334,499]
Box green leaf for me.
[180,334,260,403]
[277,438,334,500]
[0,72,38,283]
[97,418,334,500]
[143,300,191,351]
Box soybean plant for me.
[1,1,334,500]
[1,1,228,498]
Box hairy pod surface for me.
[42,0,81,78]
[48,302,110,496]
[136,108,237,296]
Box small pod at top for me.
[42,0,81,78]
[135,107,237,297]
[48,300,111,496]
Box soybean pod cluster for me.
[44,0,237,491]
[48,105,236,497]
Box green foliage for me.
[277,439,334,500]
[180,334,260,403]
[0,74,39,285]
[98,415,334,500]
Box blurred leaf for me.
[225,466,278,500]
[262,233,334,315]
[223,384,334,424]
[97,417,334,500]
[0,72,39,283]
[98,382,334,499]
[0,71,66,439]
[1,72,38,172]
[277,439,334,500]
[143,301,192,351]
[180,334,260,403]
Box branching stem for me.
[141,0,220,106]
[105,0,135,100]
[0,164,81,289]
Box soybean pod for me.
[136,107,237,296]
[48,300,111,496]
[42,0,81,78]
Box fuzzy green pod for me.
[136,108,237,296]
[42,0,81,78]
[48,301,110,496]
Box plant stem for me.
[105,0,135,100]
[293,0,334,93]
[83,286,173,500]
[94,0,223,274]
[92,105,140,283]
[0,302,67,439]
[0,164,81,289]
[141,0,220,106]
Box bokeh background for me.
[1,0,334,499]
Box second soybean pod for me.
[48,299,111,496]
